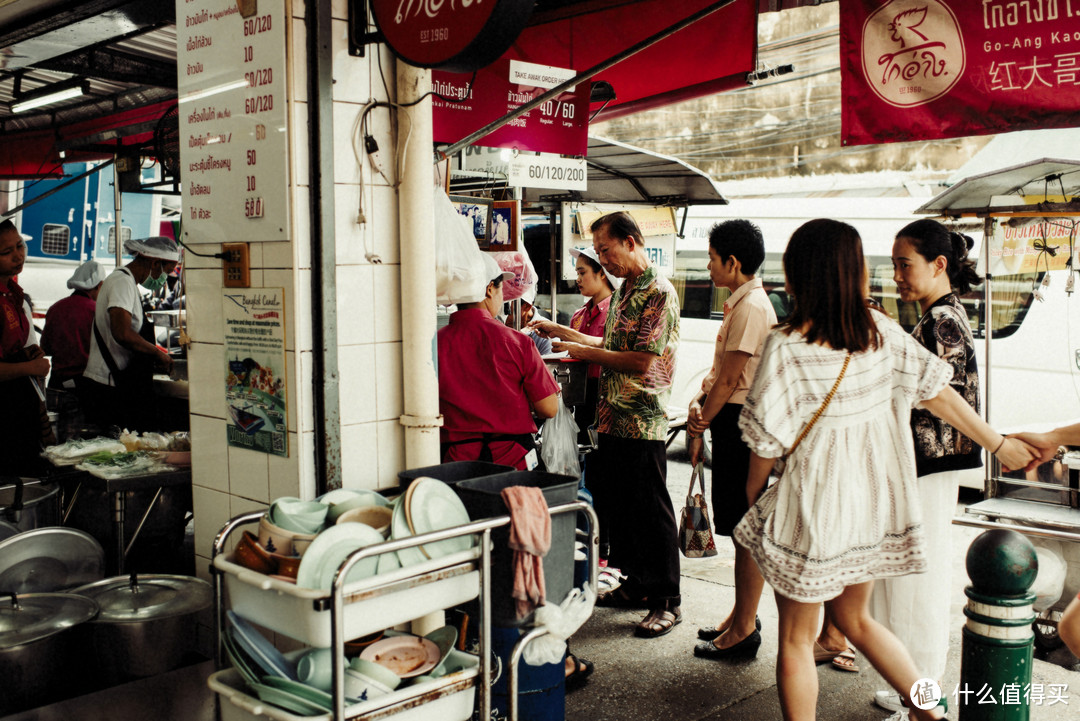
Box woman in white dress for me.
[732,219,1034,721]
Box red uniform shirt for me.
[569,294,612,379]
[40,292,96,386]
[438,307,560,469]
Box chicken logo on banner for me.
[860,0,966,107]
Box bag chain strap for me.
[786,352,852,459]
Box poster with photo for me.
[449,195,492,248]
[490,200,519,251]
[223,288,289,457]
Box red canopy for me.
[511,0,759,123]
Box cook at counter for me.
[80,236,179,432]
[438,252,560,470]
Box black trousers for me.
[589,432,680,609]
[710,403,752,536]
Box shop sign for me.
[370,0,534,72]
[507,154,587,191]
[433,59,589,156]
[564,205,676,282]
[223,288,289,457]
[983,213,1077,276]
[576,207,677,238]
[841,0,1080,145]
[176,0,290,242]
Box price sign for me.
[508,154,587,191]
[176,0,290,242]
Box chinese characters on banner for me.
[432,59,589,156]
[223,288,289,457]
[841,0,1080,145]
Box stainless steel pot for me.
[0,591,99,714]
[72,573,212,686]
[0,477,60,532]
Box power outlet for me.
[223,242,250,287]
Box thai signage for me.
[223,288,289,457]
[370,0,534,72]
[176,0,290,242]
[433,59,589,156]
[841,0,1080,145]
[985,213,1076,276]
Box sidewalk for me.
[566,475,1079,720]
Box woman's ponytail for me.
[948,231,982,295]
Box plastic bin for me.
[454,471,577,625]
[397,461,513,491]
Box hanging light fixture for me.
[11,78,90,114]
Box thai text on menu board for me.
[176,0,290,242]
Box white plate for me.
[359,636,441,678]
[406,478,474,559]
[227,611,297,680]
[390,499,426,568]
[295,523,385,590]
[318,489,391,523]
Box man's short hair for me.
[709,219,765,275]
[0,219,17,238]
[591,211,643,246]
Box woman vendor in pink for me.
[438,253,560,470]
[566,246,618,436]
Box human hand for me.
[528,319,561,339]
[25,354,50,377]
[155,348,174,374]
[1009,431,1059,472]
[552,341,583,359]
[688,435,703,467]
[994,437,1038,473]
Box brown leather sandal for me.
[635,606,682,638]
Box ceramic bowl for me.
[323,490,391,524]
[292,532,316,557]
[336,505,393,537]
[349,657,401,690]
[343,668,393,701]
[271,553,302,580]
[344,631,383,656]
[258,514,307,557]
[270,497,328,535]
[234,530,276,575]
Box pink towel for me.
[501,486,550,620]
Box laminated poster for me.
[223,288,289,456]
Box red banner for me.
[433,59,589,156]
[842,0,1080,145]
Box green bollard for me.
[959,529,1038,721]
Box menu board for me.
[176,0,290,243]
[224,288,289,457]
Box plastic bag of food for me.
[540,398,580,478]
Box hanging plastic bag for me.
[522,585,596,666]
[491,250,537,303]
[433,189,488,306]
[540,398,580,478]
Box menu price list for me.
[176,0,289,242]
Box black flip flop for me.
[565,654,595,691]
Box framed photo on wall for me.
[449,195,492,248]
[490,200,519,251]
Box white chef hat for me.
[569,246,621,288]
[66,260,105,290]
[450,252,514,305]
[123,236,180,262]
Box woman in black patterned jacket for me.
[868,218,983,717]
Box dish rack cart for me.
[210,502,598,721]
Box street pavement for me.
[565,438,1080,721]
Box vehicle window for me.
[40,224,69,256]
[107,225,132,255]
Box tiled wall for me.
[189,0,405,597]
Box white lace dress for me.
[732,315,952,603]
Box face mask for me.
[141,268,167,292]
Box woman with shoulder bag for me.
[732,219,1036,721]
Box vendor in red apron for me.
[80,236,178,432]
[438,253,560,470]
[0,219,53,475]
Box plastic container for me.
[214,547,480,648]
[490,626,564,721]
[397,461,513,491]
[453,471,577,625]
[209,649,479,721]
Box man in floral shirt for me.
[548,211,682,638]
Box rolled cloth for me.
[500,485,550,620]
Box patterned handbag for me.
[678,462,718,558]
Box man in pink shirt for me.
[688,219,778,661]
[439,253,560,470]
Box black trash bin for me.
[454,470,577,626]
[397,461,514,491]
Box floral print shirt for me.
[909,292,982,476]
[596,265,680,441]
